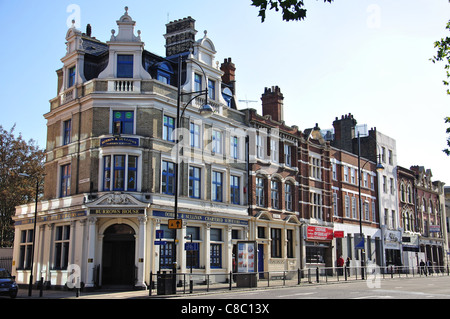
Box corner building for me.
[13,9,250,289]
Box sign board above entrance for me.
[90,209,145,215]
[306,226,333,241]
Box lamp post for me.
[357,132,384,280]
[172,53,213,293]
[18,173,42,297]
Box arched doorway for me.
[102,224,136,287]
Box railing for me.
[0,257,13,273]
[147,265,450,296]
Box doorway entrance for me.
[102,224,136,287]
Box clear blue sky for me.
[1,0,449,183]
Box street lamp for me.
[357,132,384,280]
[172,53,214,293]
[18,172,43,297]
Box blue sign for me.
[185,242,199,251]
[156,230,164,239]
[154,241,167,246]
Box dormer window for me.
[208,79,216,100]
[156,62,173,85]
[117,55,134,78]
[68,66,76,88]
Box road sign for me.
[156,230,164,239]
[154,241,167,245]
[355,236,365,249]
[185,242,199,251]
[168,219,182,229]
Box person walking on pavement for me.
[420,259,426,276]
[337,255,345,276]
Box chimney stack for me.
[164,16,197,57]
[331,113,357,153]
[261,86,284,122]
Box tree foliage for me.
[251,0,334,22]
[0,125,45,247]
[431,19,450,155]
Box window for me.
[270,138,278,162]
[390,178,394,195]
[156,62,173,85]
[352,197,357,219]
[210,244,222,268]
[344,166,349,182]
[333,193,338,217]
[271,180,280,209]
[208,79,216,100]
[311,193,323,219]
[230,175,240,205]
[285,183,293,211]
[189,167,201,199]
[372,202,376,222]
[381,147,386,163]
[63,119,71,145]
[18,230,33,270]
[371,175,375,190]
[351,168,356,184]
[186,227,200,268]
[212,171,223,202]
[113,111,134,135]
[159,225,175,269]
[258,227,266,238]
[54,225,70,270]
[310,156,321,179]
[60,164,71,197]
[332,163,337,180]
[388,149,393,165]
[364,202,369,221]
[190,123,201,148]
[212,130,222,154]
[103,155,138,192]
[271,228,282,258]
[194,74,202,92]
[210,228,222,268]
[162,161,175,195]
[256,134,263,159]
[287,229,294,258]
[256,177,265,207]
[117,54,133,78]
[363,172,368,188]
[285,144,292,167]
[345,195,350,218]
[163,115,175,142]
[231,136,239,160]
[383,176,387,193]
[222,88,232,107]
[68,66,76,88]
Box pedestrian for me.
[346,257,351,277]
[419,259,426,276]
[337,255,344,275]
[426,259,432,275]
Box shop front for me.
[303,225,334,270]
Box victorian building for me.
[13,9,250,289]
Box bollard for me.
[298,268,301,285]
[39,277,44,298]
[149,271,153,296]
[316,267,319,283]
[229,272,232,290]
[344,266,348,281]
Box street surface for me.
[172,276,450,299]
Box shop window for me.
[271,228,282,258]
[53,225,70,270]
[287,229,294,258]
[18,230,33,270]
[210,244,222,268]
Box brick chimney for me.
[261,86,284,122]
[164,17,197,57]
[331,113,357,153]
[221,58,236,84]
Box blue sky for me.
[1,0,450,183]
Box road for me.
[172,275,450,299]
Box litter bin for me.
[236,273,257,288]
[157,272,174,295]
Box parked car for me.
[0,268,18,299]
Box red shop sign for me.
[307,226,334,241]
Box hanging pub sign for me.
[236,241,257,273]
